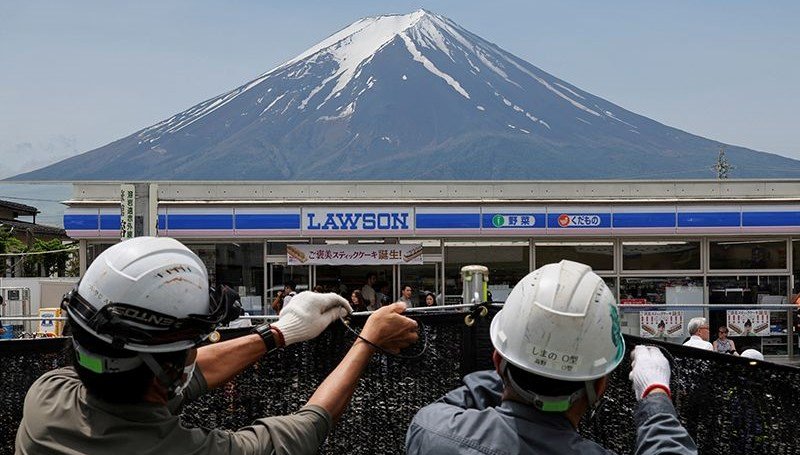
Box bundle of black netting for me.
[2,306,800,455]
[0,338,73,454]
[582,335,800,455]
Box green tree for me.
[0,225,25,276]
[22,238,77,277]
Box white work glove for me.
[628,345,671,401]
[272,292,352,346]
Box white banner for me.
[727,310,770,336]
[640,310,684,338]
[287,244,423,265]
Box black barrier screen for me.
[2,308,800,455]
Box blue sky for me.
[1,0,798,178]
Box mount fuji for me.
[14,10,800,180]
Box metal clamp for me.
[464,303,489,327]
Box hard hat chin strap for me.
[500,359,590,413]
[585,380,599,408]
[72,338,143,374]
[139,352,189,399]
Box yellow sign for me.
[38,308,63,336]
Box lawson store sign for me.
[64,204,800,238]
[303,207,414,233]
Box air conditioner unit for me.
[3,288,30,302]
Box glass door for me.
[400,263,439,307]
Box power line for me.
[0,247,78,257]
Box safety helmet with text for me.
[490,260,625,382]
[63,237,241,375]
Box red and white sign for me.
[287,244,423,265]
[621,298,648,305]
[727,310,770,337]
[640,310,684,338]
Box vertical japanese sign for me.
[640,310,684,338]
[120,184,135,239]
[727,310,770,336]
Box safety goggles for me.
[62,284,242,350]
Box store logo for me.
[490,214,536,228]
[306,212,410,230]
[557,214,601,227]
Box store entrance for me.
[316,265,394,308]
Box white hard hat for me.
[64,237,229,353]
[490,260,625,382]
[740,349,764,361]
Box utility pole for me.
[714,145,734,179]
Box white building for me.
[65,180,800,358]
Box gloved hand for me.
[628,345,671,401]
[271,292,352,346]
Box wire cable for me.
[339,315,429,360]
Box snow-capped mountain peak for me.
[16,10,800,181]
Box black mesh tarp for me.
[2,308,799,454]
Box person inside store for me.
[713,326,738,355]
[683,317,713,350]
[350,289,368,312]
[406,260,697,454]
[16,237,419,454]
[424,292,436,307]
[399,284,414,306]
[361,272,378,307]
[373,281,390,310]
[271,281,297,314]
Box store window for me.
[602,276,617,299]
[623,241,700,271]
[315,265,391,303]
[619,277,703,306]
[400,264,439,307]
[710,240,787,270]
[793,240,800,297]
[536,242,613,271]
[708,275,789,356]
[189,243,265,315]
[445,241,530,303]
[618,276,704,341]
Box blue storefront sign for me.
[302,207,414,233]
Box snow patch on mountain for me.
[399,33,470,99]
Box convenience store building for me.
[65,180,800,358]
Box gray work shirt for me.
[406,370,697,455]
[15,367,331,455]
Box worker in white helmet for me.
[740,349,764,361]
[406,260,697,454]
[16,237,418,455]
